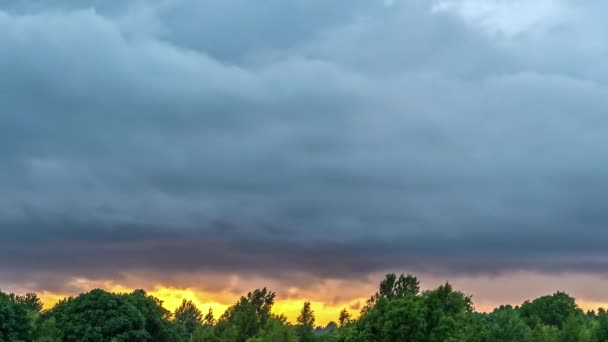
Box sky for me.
[2,0,608,324]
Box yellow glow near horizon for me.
[38,286,362,326]
[33,286,608,330]
[38,279,608,326]
[148,287,230,318]
[272,299,362,325]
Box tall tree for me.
[245,288,275,327]
[519,292,582,328]
[365,273,420,310]
[203,307,216,326]
[249,316,299,342]
[560,314,591,342]
[424,282,473,342]
[296,301,316,342]
[124,289,175,341]
[298,301,315,328]
[47,289,149,341]
[593,308,608,342]
[355,295,428,342]
[486,306,532,342]
[191,325,220,342]
[0,290,34,341]
[10,292,43,312]
[338,308,352,327]
[215,288,276,342]
[174,299,203,335]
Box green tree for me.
[298,302,315,328]
[0,290,35,341]
[4,273,607,342]
[325,323,357,342]
[338,309,351,327]
[593,308,608,342]
[166,321,190,342]
[245,288,275,327]
[47,289,149,341]
[380,296,428,342]
[296,301,315,342]
[191,325,220,342]
[529,323,560,342]
[486,306,532,342]
[10,292,44,312]
[465,312,491,342]
[204,307,216,326]
[559,314,591,342]
[124,289,175,341]
[365,273,420,310]
[355,296,427,342]
[316,321,338,335]
[174,299,203,335]
[423,282,473,342]
[215,288,276,342]
[519,292,582,329]
[34,316,63,342]
[248,316,299,342]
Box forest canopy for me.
[1,274,607,341]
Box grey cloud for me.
[2,0,608,291]
[156,0,374,62]
[2,222,608,294]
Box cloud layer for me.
[2,0,608,295]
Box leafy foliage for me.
[191,325,221,342]
[47,289,149,341]
[3,274,608,342]
[296,301,315,342]
[124,289,175,341]
[174,299,203,335]
[365,273,420,310]
[10,292,44,312]
[0,290,35,341]
[248,316,299,342]
[519,292,582,328]
[215,288,276,342]
[204,307,216,326]
[338,309,351,327]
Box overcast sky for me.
[2,0,608,308]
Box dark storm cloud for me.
[2,0,608,290]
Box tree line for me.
[2,273,608,341]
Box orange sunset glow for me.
[38,285,608,326]
[35,282,368,326]
[28,271,608,326]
